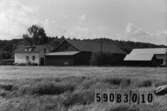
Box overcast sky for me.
[0,0,167,45]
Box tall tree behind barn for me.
[23,25,49,45]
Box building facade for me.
[45,51,91,66]
[45,39,126,66]
[14,45,51,65]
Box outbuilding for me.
[45,51,91,66]
[124,48,167,66]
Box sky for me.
[0,0,167,45]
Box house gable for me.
[14,44,52,65]
[55,41,79,52]
[55,39,126,54]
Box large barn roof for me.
[124,48,167,61]
[65,40,126,54]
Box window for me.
[25,48,33,52]
[32,56,36,61]
[26,56,29,60]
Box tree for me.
[23,25,49,45]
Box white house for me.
[14,45,51,65]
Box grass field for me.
[0,66,167,80]
[0,66,167,111]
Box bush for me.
[0,96,67,111]
[63,89,94,107]
[89,82,116,90]
[120,78,131,87]
[137,80,152,87]
[0,84,16,91]
[103,78,131,87]
[18,81,75,95]
[103,78,122,86]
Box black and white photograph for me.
[0,0,167,111]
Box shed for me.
[45,51,91,66]
[124,48,167,66]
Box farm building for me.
[124,48,167,66]
[45,51,91,66]
[45,39,126,66]
[14,45,51,65]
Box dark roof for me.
[124,48,167,61]
[15,45,51,53]
[65,40,126,54]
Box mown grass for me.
[0,76,166,111]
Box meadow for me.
[0,66,167,111]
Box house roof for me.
[124,48,167,61]
[15,45,51,53]
[65,39,126,54]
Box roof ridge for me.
[66,39,126,54]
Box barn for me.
[124,48,167,66]
[14,45,51,65]
[45,39,126,66]
[45,51,91,66]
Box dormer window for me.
[24,47,33,52]
[29,48,32,52]
[25,48,28,52]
